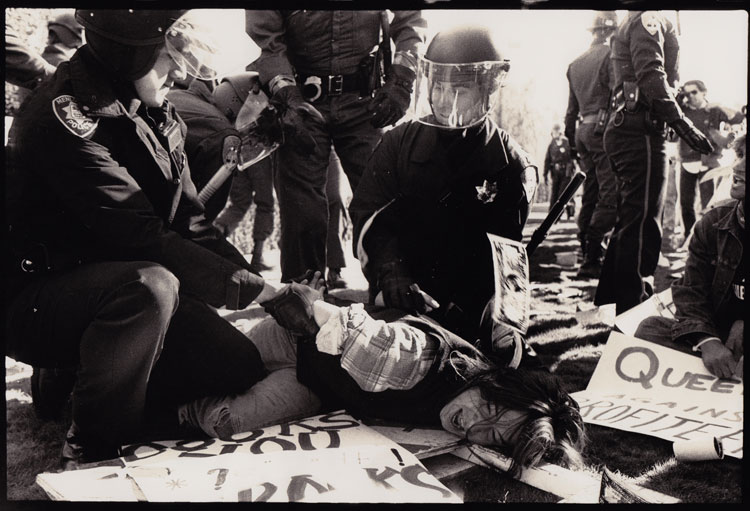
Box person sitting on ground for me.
[634,135,745,379]
[179,273,585,477]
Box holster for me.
[358,50,384,98]
[594,108,608,136]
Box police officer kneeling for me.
[6,10,285,470]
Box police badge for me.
[52,95,99,138]
[475,179,498,204]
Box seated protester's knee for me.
[634,315,676,345]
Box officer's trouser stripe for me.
[635,134,651,296]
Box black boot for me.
[60,423,121,471]
[326,268,347,289]
[248,239,272,274]
[576,241,603,279]
[31,366,77,421]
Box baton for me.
[525,169,586,257]
[197,144,239,206]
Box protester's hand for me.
[297,270,326,299]
[669,117,714,155]
[368,64,415,128]
[700,338,737,379]
[270,85,324,155]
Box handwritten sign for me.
[571,333,743,459]
[36,411,461,502]
[487,233,530,334]
[614,288,675,337]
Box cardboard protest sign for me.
[614,288,675,337]
[36,411,461,502]
[571,333,743,459]
[486,233,530,334]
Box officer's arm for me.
[5,25,56,89]
[390,10,428,72]
[629,14,682,123]
[245,10,295,93]
[563,67,579,144]
[42,127,265,310]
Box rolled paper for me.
[555,251,577,268]
[673,437,724,462]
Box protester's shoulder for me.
[698,199,740,227]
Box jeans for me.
[596,110,667,314]
[634,315,695,355]
[178,317,322,438]
[275,91,382,281]
[679,163,715,236]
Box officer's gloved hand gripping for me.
[669,117,714,155]
[270,85,325,155]
[369,63,416,128]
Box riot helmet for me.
[213,72,280,170]
[75,9,259,81]
[411,25,510,129]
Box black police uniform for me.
[564,38,617,264]
[543,135,575,217]
[350,119,535,341]
[595,11,682,314]
[6,47,268,456]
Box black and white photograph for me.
[4,1,746,505]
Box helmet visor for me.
[234,90,279,170]
[411,58,509,129]
[166,10,260,80]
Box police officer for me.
[595,11,713,314]
[246,10,427,283]
[543,123,576,219]
[6,10,286,469]
[350,25,539,356]
[564,11,618,278]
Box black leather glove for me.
[269,85,324,155]
[260,283,321,337]
[377,261,427,314]
[669,117,714,155]
[368,64,415,128]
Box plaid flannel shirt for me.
[315,304,439,392]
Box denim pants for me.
[275,91,382,281]
[178,317,322,438]
[596,110,667,314]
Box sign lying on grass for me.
[36,411,460,502]
[571,333,742,459]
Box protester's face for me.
[440,387,527,447]
[730,154,745,200]
[430,80,483,127]
[684,85,706,108]
[133,47,188,107]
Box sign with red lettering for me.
[35,411,461,502]
[571,333,743,459]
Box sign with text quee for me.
[571,333,742,459]
[36,411,461,502]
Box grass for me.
[4,204,742,503]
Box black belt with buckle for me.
[299,73,362,101]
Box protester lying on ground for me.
[5,9,290,470]
[635,135,745,379]
[350,24,538,350]
[179,273,585,477]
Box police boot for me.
[576,241,604,279]
[31,366,77,421]
[326,268,347,289]
[248,239,272,274]
[60,422,121,471]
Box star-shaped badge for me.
[475,179,498,204]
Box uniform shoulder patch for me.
[52,95,98,138]
[641,11,661,36]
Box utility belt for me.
[582,108,610,136]
[298,72,365,102]
[611,82,667,137]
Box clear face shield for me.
[234,90,280,170]
[411,57,509,129]
[165,10,260,80]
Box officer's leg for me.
[583,132,618,264]
[575,128,599,255]
[325,148,349,273]
[679,164,698,235]
[275,105,332,281]
[6,261,179,464]
[214,165,255,236]
[247,156,276,272]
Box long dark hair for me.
[449,352,585,476]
